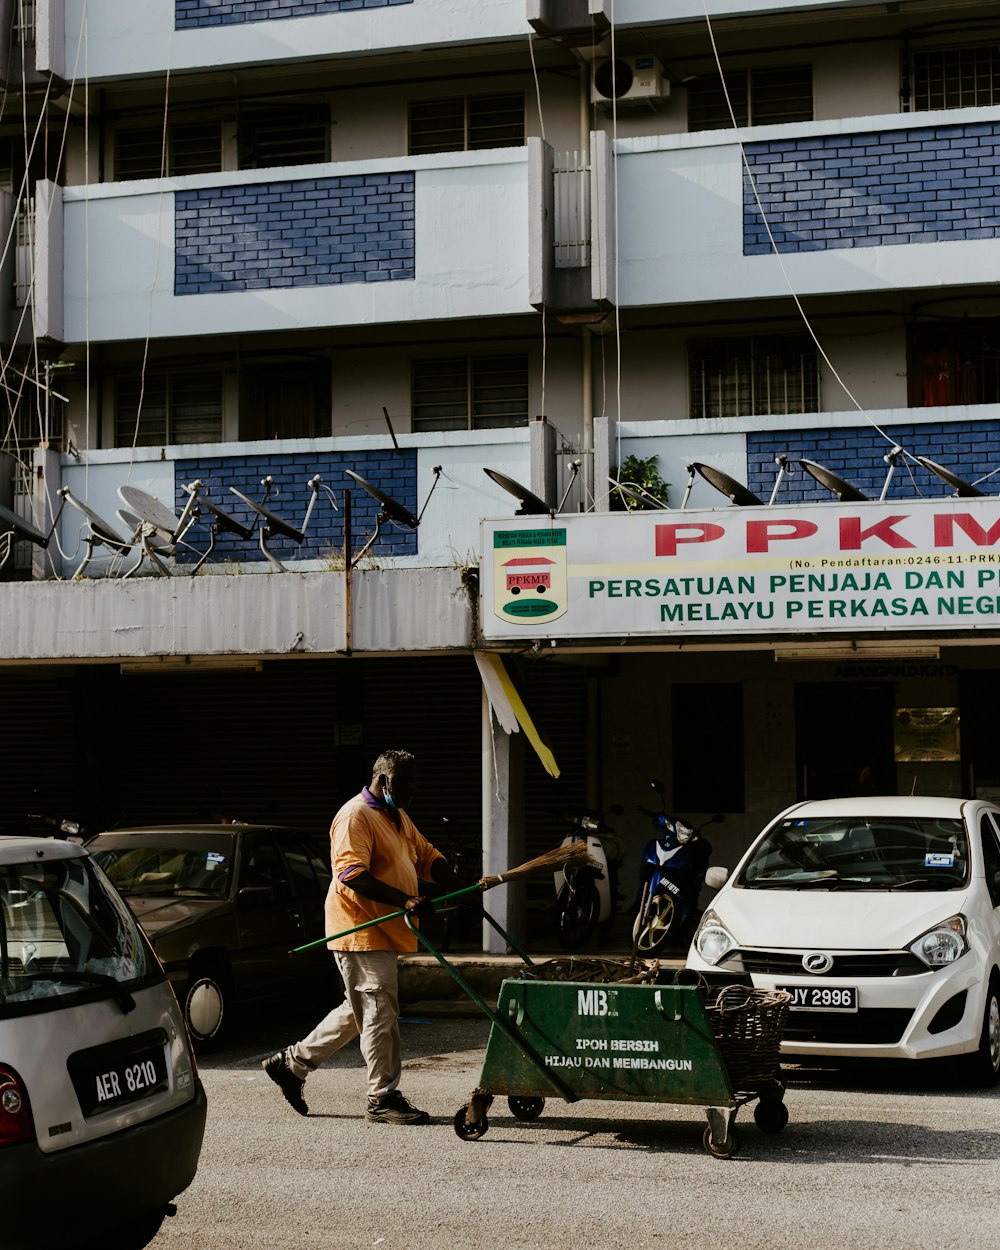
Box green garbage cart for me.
[408,919,790,1159]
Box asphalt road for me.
[135,1001,1000,1250]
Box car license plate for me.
[68,1028,169,1117]
[777,985,858,1012]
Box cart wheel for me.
[453,1105,489,1140]
[753,1098,789,1134]
[702,1125,738,1159]
[508,1096,545,1121]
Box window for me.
[114,122,222,181]
[979,814,1000,907]
[115,371,223,447]
[237,106,330,169]
[912,44,1000,111]
[672,684,744,812]
[408,93,524,155]
[908,321,1000,408]
[238,359,330,441]
[412,355,529,431]
[689,335,820,419]
[687,65,812,132]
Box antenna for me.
[344,469,419,568]
[483,467,552,516]
[799,459,868,503]
[916,456,985,498]
[229,474,324,572]
[683,462,763,508]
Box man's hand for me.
[403,895,436,920]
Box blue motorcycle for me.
[632,781,724,956]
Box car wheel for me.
[183,958,230,1050]
[971,979,1000,1088]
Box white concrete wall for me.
[61,150,530,344]
[615,107,1000,310]
[56,0,529,81]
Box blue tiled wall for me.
[746,421,1000,503]
[175,173,415,295]
[174,451,418,563]
[744,122,1000,255]
[176,0,412,29]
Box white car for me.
[0,836,207,1249]
[687,796,1000,1085]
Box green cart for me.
[408,916,790,1159]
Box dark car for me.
[87,824,340,1048]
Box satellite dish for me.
[344,470,418,529]
[689,462,763,507]
[799,459,868,502]
[483,467,551,516]
[916,456,985,498]
[0,501,51,548]
[608,477,668,511]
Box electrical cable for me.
[701,2,915,463]
[527,30,547,424]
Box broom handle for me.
[290,881,484,955]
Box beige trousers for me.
[285,949,401,1099]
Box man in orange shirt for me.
[263,749,453,1125]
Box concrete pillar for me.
[31,444,60,578]
[481,690,525,952]
[530,414,557,508]
[592,414,615,512]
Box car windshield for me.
[91,843,233,899]
[738,815,969,891]
[0,855,157,1014]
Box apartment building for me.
[1,0,999,944]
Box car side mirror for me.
[649,779,665,796]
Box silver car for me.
[0,836,206,1250]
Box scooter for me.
[632,781,726,956]
[554,804,624,950]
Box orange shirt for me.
[324,792,444,953]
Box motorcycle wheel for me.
[556,878,600,950]
[633,893,677,955]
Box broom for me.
[290,841,600,955]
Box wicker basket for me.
[703,984,791,1091]
[518,956,659,985]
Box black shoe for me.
[262,1050,308,1116]
[365,1090,430,1125]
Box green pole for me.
[289,880,485,955]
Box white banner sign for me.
[481,497,1000,641]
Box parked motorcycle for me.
[554,804,625,950]
[632,781,726,955]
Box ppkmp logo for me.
[492,528,567,623]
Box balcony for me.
[614,107,1000,308]
[51,0,530,81]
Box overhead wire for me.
[527,30,547,422]
[701,1,912,463]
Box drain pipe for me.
[579,60,594,505]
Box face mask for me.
[383,789,397,811]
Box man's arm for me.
[344,869,436,917]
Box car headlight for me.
[693,909,736,965]
[907,914,968,968]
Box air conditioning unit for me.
[591,54,670,106]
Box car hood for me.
[715,886,970,949]
[124,895,229,937]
